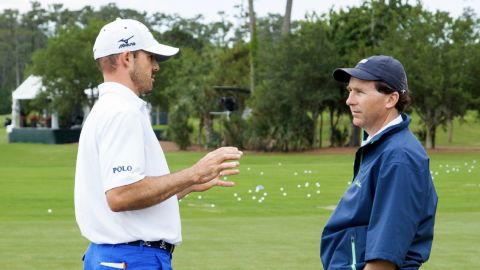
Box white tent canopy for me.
[9,75,59,132]
[12,75,44,100]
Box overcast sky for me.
[1,0,479,21]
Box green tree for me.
[291,17,341,148]
[30,20,104,126]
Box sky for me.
[1,0,480,22]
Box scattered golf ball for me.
[304,182,309,187]
[47,209,52,214]
[297,184,301,188]
[211,204,215,208]
[316,182,321,187]
[307,194,311,198]
[260,171,264,175]
[252,196,257,200]
[248,189,252,193]
[263,192,268,196]
[294,172,298,176]
[283,192,287,196]
[233,193,238,197]
[278,162,282,166]
[280,187,284,191]
[197,195,202,200]
[237,197,242,201]
[316,190,321,194]
[247,167,251,171]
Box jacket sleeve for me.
[365,161,429,267]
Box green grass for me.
[0,114,480,269]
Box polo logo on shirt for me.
[113,165,133,174]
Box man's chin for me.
[352,119,363,128]
[140,87,153,96]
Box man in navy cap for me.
[320,55,438,270]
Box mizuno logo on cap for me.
[118,35,136,49]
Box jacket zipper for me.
[350,235,357,270]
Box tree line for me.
[1,0,479,150]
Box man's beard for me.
[130,66,153,95]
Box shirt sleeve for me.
[98,110,146,192]
[365,161,428,267]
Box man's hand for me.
[190,177,235,193]
[364,260,396,270]
[190,147,243,185]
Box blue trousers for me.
[83,243,173,270]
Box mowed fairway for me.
[0,137,479,269]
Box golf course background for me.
[0,113,479,269]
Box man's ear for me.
[386,92,399,109]
[118,51,132,67]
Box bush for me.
[168,103,193,150]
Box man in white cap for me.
[75,18,243,270]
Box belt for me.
[124,240,175,253]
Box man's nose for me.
[152,62,159,72]
[346,92,354,106]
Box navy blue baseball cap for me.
[333,55,408,94]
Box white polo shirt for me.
[74,82,181,245]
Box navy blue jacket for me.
[320,114,438,270]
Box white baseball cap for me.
[93,18,179,61]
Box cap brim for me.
[333,68,379,83]
[144,43,180,62]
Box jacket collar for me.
[361,113,411,147]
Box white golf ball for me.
[197,195,202,199]
[307,194,311,198]
[211,204,215,208]
[47,209,52,213]
[283,192,287,196]
[237,197,242,201]
[233,193,238,197]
